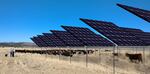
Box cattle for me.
[15,49,96,57]
[112,53,119,56]
[125,53,142,63]
[5,54,8,57]
[61,50,73,57]
[105,49,111,52]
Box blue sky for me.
[0,0,150,42]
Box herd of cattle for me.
[15,49,95,57]
[15,49,143,63]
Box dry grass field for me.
[0,47,150,74]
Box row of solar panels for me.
[31,18,150,47]
[31,25,114,47]
[31,4,150,47]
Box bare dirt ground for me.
[0,47,150,74]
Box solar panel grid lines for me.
[32,37,43,47]
[36,35,49,47]
[140,32,150,45]
[43,33,66,47]
[30,37,41,47]
[42,33,57,47]
[120,27,150,46]
[143,32,150,45]
[61,26,114,46]
[117,4,150,23]
[37,35,56,47]
[37,35,50,47]
[50,30,85,47]
[80,18,146,46]
[33,36,47,47]
[80,18,118,27]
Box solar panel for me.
[37,35,56,47]
[121,27,150,46]
[142,32,150,45]
[30,37,42,47]
[51,30,85,46]
[80,18,145,46]
[33,36,47,47]
[31,37,43,47]
[37,35,50,47]
[62,26,114,46]
[117,4,150,23]
[43,33,66,47]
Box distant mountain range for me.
[0,42,37,47]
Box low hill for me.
[0,42,37,47]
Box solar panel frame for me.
[80,18,146,46]
[117,4,150,23]
[61,26,114,46]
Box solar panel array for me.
[80,18,145,46]
[51,30,84,46]
[121,27,150,45]
[117,4,150,23]
[62,26,114,46]
[43,33,66,47]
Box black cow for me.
[125,53,142,63]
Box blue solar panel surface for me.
[37,35,49,47]
[33,37,47,47]
[30,37,42,47]
[117,4,150,23]
[120,27,150,45]
[37,35,56,47]
[142,32,150,45]
[43,33,66,47]
[80,18,145,46]
[62,26,114,46]
[32,37,43,47]
[51,30,85,46]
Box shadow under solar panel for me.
[43,33,66,47]
[51,30,85,47]
[62,26,114,46]
[80,18,146,46]
[117,4,150,23]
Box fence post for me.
[149,46,150,56]
[59,47,61,60]
[143,46,146,74]
[113,46,116,74]
[69,47,72,64]
[135,46,137,54]
[85,46,88,67]
[99,47,101,65]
